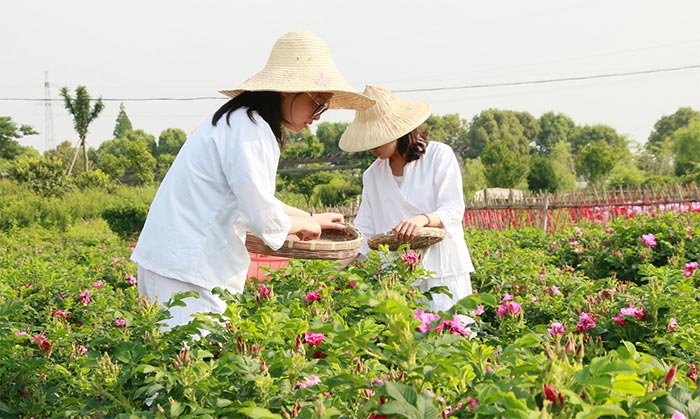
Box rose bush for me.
[0,208,698,418]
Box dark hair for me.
[397,127,429,162]
[211,91,285,146]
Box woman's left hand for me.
[312,212,346,230]
[392,215,427,243]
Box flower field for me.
[1,207,700,418]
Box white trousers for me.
[137,266,228,330]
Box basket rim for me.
[367,226,445,250]
[245,224,364,259]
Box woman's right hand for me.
[291,215,321,241]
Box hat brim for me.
[339,100,431,152]
[219,88,374,111]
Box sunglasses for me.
[307,92,329,118]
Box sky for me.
[2,0,699,154]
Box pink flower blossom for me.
[112,257,120,263]
[672,411,687,419]
[497,302,522,317]
[640,233,657,248]
[305,291,322,301]
[297,375,321,388]
[401,251,420,268]
[15,331,27,337]
[684,262,698,277]
[550,285,560,296]
[304,332,324,346]
[79,290,91,306]
[124,274,137,285]
[91,280,106,289]
[436,317,471,337]
[257,284,271,299]
[548,322,566,337]
[500,293,514,303]
[473,305,484,316]
[466,397,479,410]
[688,363,698,385]
[348,281,357,289]
[114,318,126,327]
[668,317,678,332]
[576,312,597,332]
[414,310,441,332]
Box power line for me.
[1,64,698,102]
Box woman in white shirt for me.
[131,32,374,328]
[339,86,474,313]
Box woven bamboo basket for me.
[368,227,445,251]
[245,224,363,260]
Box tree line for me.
[1,86,699,207]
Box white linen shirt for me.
[131,108,291,294]
[354,141,475,277]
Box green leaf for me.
[577,404,629,419]
[237,406,284,419]
[613,379,646,396]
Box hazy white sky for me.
[2,0,699,153]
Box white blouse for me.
[131,108,291,294]
[354,141,475,278]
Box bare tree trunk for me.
[82,137,89,172]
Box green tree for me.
[8,155,71,197]
[113,102,133,138]
[0,116,38,160]
[514,111,541,150]
[647,107,700,148]
[462,158,487,198]
[672,118,700,177]
[315,122,348,155]
[549,141,577,192]
[569,124,628,158]
[575,140,617,187]
[44,140,89,175]
[60,86,104,174]
[527,156,558,192]
[281,128,323,159]
[157,128,187,157]
[465,109,530,159]
[536,112,577,156]
[481,140,529,188]
[94,130,156,181]
[124,140,156,185]
[284,170,334,207]
[425,114,469,147]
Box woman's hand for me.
[312,212,346,231]
[392,214,429,243]
[290,216,322,241]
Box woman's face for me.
[370,140,398,160]
[281,92,332,132]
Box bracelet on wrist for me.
[421,213,430,226]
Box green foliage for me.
[315,122,348,155]
[672,119,700,177]
[0,116,38,160]
[95,130,157,183]
[607,159,647,188]
[72,168,115,191]
[648,106,700,147]
[101,202,150,239]
[481,140,529,188]
[157,128,187,157]
[528,156,559,193]
[424,114,469,148]
[7,155,71,197]
[465,109,533,159]
[575,140,617,186]
[1,197,699,417]
[313,174,361,206]
[569,124,628,159]
[462,158,487,198]
[60,85,105,141]
[536,112,577,156]
[113,102,133,138]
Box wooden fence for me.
[320,184,700,234]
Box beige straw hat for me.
[339,85,432,152]
[219,31,374,111]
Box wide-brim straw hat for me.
[339,85,432,152]
[219,31,374,111]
